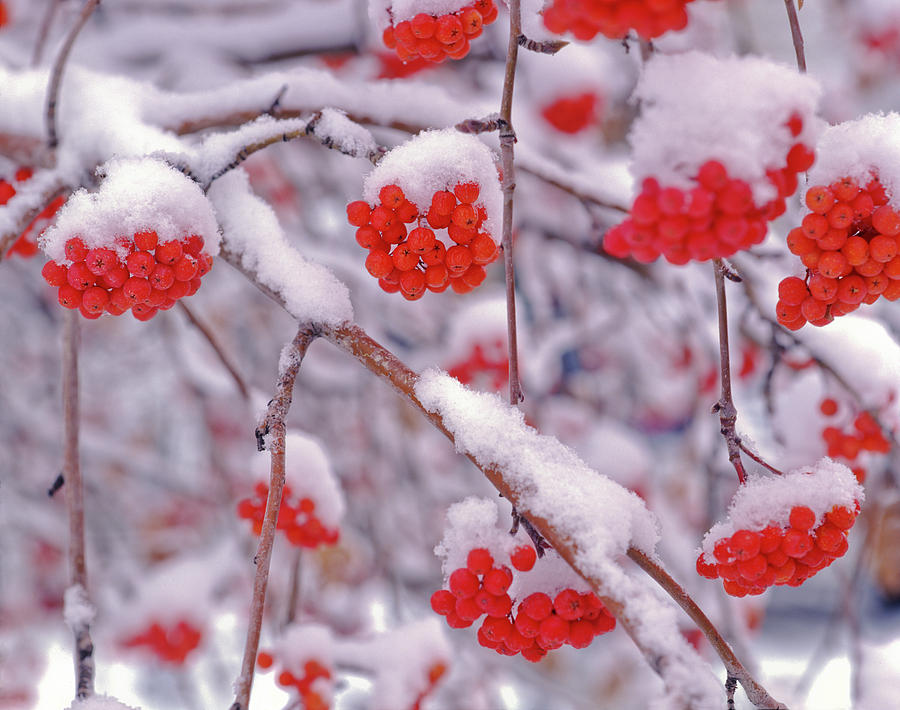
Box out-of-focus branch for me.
[46,0,102,149]
[62,309,94,700]
[783,0,807,73]
[230,324,318,710]
[32,0,65,67]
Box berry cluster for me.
[430,546,615,661]
[0,2,7,27]
[381,0,498,63]
[1,167,66,259]
[696,503,859,597]
[258,652,331,710]
[540,92,599,135]
[447,337,508,392]
[237,482,339,548]
[41,232,212,321]
[346,182,499,299]
[776,175,900,329]
[542,0,702,41]
[820,398,889,484]
[121,619,202,664]
[605,125,814,264]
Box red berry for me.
[482,566,513,595]
[729,530,761,560]
[520,593,553,621]
[448,568,479,598]
[156,241,184,265]
[65,237,88,262]
[430,589,456,615]
[510,545,536,571]
[789,506,816,531]
[134,230,159,251]
[346,201,371,227]
[42,261,68,287]
[466,548,493,575]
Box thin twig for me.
[783,0,807,73]
[499,0,524,405]
[32,0,65,67]
[516,34,568,55]
[62,309,94,699]
[737,442,784,476]
[230,325,318,710]
[46,0,102,149]
[726,675,738,710]
[285,547,302,627]
[177,301,250,401]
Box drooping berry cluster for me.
[447,337,508,392]
[1,167,66,259]
[540,92,600,135]
[775,175,900,329]
[258,652,331,710]
[40,232,212,321]
[542,0,703,41]
[430,546,615,661]
[120,619,202,664]
[820,399,889,484]
[346,182,499,299]
[697,503,859,597]
[605,123,814,264]
[237,482,339,548]
[381,0,498,63]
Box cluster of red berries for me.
[540,92,600,135]
[346,182,499,299]
[696,503,859,597]
[447,338,508,392]
[605,123,814,264]
[1,168,66,259]
[430,546,615,661]
[0,2,7,27]
[121,619,202,665]
[237,483,339,548]
[41,232,212,321]
[381,0,498,63]
[776,175,900,329]
[542,0,702,41]
[258,652,330,710]
[820,398,889,484]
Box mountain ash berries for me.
[120,619,202,665]
[542,0,706,41]
[381,0,498,63]
[237,482,339,548]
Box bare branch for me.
[517,34,569,55]
[783,0,807,73]
[32,0,65,67]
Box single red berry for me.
[537,615,569,648]
[430,589,457,615]
[820,398,838,416]
[696,554,718,580]
[173,255,199,281]
[257,651,274,669]
[782,529,813,558]
[510,545,537,571]
[156,241,184,265]
[66,262,95,290]
[346,201,372,227]
[84,248,118,276]
[789,506,816,531]
[42,261,69,287]
[127,250,156,277]
[482,566,513,595]
[65,237,88,262]
[729,530,761,560]
[448,568,479,598]
[553,589,584,621]
[134,230,159,251]
[466,548,493,575]
[58,285,82,309]
[520,593,553,621]
[379,184,406,208]
[123,277,152,303]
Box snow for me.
[65,696,140,710]
[443,296,507,365]
[208,169,353,325]
[630,51,822,203]
[312,108,380,160]
[369,0,473,30]
[414,369,660,574]
[39,158,220,264]
[807,112,900,208]
[272,622,335,675]
[362,129,504,239]
[700,459,864,558]
[63,584,95,630]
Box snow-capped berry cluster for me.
[40,232,211,321]
[1,167,65,259]
[820,398,890,484]
[776,175,900,329]
[237,482,340,548]
[380,0,498,63]
[258,651,331,710]
[540,92,600,135]
[603,53,820,264]
[120,619,202,665]
[447,336,508,391]
[542,0,700,41]
[697,460,864,597]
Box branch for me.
[783,0,807,73]
[46,0,102,149]
[62,309,94,699]
[516,34,568,55]
[230,324,318,710]
[32,0,65,67]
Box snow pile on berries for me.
[631,51,821,204]
[66,696,140,710]
[39,159,219,263]
[369,0,471,29]
[209,170,353,324]
[415,370,659,566]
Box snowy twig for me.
[231,324,318,710]
[62,309,95,700]
[32,0,66,67]
[176,301,251,401]
[500,0,524,405]
[517,34,568,55]
[46,0,102,150]
[783,0,807,73]
[455,114,504,135]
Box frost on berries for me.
[604,52,821,265]
[697,459,864,596]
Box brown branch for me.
[62,309,94,700]
[230,324,318,710]
[46,0,102,149]
[517,34,568,55]
[176,301,250,402]
[32,0,65,67]
[783,0,807,73]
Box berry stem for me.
[783,0,807,73]
[713,259,748,484]
[62,308,95,700]
[500,0,524,405]
[230,324,318,710]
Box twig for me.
[455,114,503,135]
[46,0,102,149]
[499,0,524,405]
[516,34,568,55]
[62,309,94,699]
[230,325,318,710]
[285,547,302,627]
[177,301,250,401]
[737,442,784,476]
[726,675,738,710]
[783,0,807,73]
[32,0,66,67]
[48,472,65,497]
[713,259,748,484]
